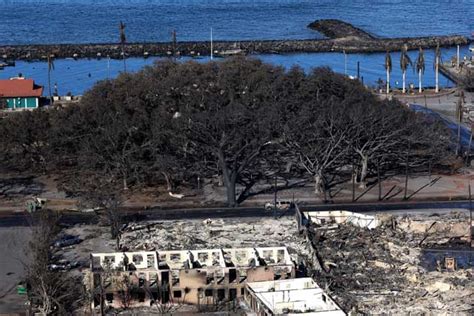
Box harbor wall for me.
[0,35,470,61]
[0,20,470,61]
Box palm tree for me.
[416,47,425,93]
[434,43,441,93]
[400,45,412,94]
[384,51,392,94]
[172,30,177,60]
[47,54,54,104]
[119,21,127,72]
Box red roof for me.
[0,79,43,98]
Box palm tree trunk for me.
[122,43,127,72]
[419,69,422,93]
[48,68,52,104]
[435,57,439,93]
[402,70,406,93]
[386,69,390,94]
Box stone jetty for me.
[308,19,376,40]
[0,20,470,61]
[309,19,470,53]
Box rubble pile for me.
[120,217,309,260]
[307,213,474,314]
[63,211,471,314]
[396,212,471,247]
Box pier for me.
[0,20,470,61]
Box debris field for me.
[59,211,473,315]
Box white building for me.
[245,278,346,315]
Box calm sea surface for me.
[0,0,473,94]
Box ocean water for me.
[1,0,473,44]
[0,0,473,94]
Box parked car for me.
[48,260,81,271]
[52,234,82,248]
[264,200,294,211]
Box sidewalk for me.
[3,170,474,212]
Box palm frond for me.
[416,48,425,74]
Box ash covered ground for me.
[54,211,474,315]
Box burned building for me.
[244,278,346,315]
[88,247,295,310]
[303,210,379,230]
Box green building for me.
[0,78,43,110]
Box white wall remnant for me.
[245,277,346,315]
[88,247,296,309]
[304,210,379,230]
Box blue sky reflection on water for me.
[0,0,473,45]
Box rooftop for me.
[0,78,43,98]
[246,278,346,315]
[91,247,293,271]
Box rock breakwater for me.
[0,20,470,61]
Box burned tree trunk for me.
[314,172,324,194]
[359,154,369,189]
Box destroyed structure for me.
[88,247,295,310]
[73,209,472,314]
[302,210,379,230]
[244,278,345,315]
[297,206,473,313]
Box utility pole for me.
[352,163,356,202]
[273,175,277,218]
[469,183,473,247]
[343,50,347,75]
[357,61,360,80]
[107,55,110,80]
[377,159,382,201]
[456,44,460,69]
[210,27,213,60]
[404,144,410,200]
[455,92,464,156]
[119,21,127,73]
[172,29,177,60]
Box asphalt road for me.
[0,199,472,227]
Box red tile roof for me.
[0,79,43,98]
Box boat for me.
[469,46,474,54]
[216,48,246,57]
[0,60,15,67]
